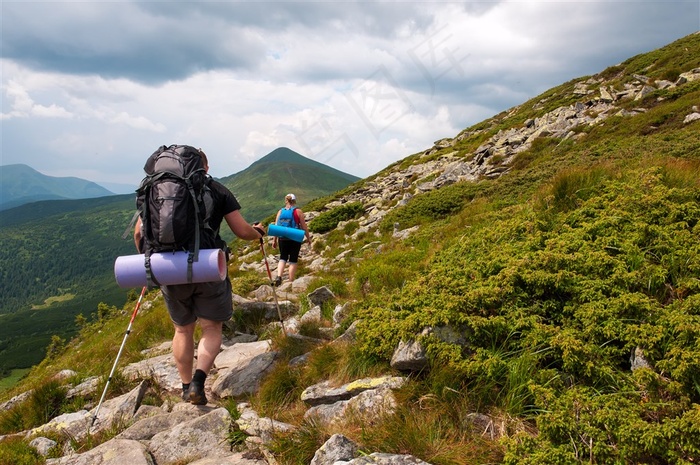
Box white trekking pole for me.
[259,238,287,337]
[90,286,147,430]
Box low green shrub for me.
[355,163,700,461]
[308,202,364,234]
[230,270,267,296]
[353,245,427,296]
[307,276,349,300]
[0,437,42,465]
[380,182,486,233]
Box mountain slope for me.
[219,147,360,222]
[0,195,136,376]
[0,164,115,210]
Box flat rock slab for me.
[45,439,153,465]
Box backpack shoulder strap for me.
[122,210,141,240]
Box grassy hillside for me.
[0,195,136,377]
[348,33,700,464]
[248,32,699,463]
[2,32,699,465]
[0,195,135,315]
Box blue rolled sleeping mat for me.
[267,223,305,242]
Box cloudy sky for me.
[1,1,698,193]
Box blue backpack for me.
[277,207,300,229]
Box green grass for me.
[0,436,43,465]
[30,293,76,310]
[0,369,31,392]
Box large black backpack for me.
[131,144,216,286]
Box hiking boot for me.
[188,380,208,405]
[182,386,190,401]
[274,276,282,287]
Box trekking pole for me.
[259,238,287,336]
[90,286,147,429]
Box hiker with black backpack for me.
[132,145,265,405]
[272,193,311,286]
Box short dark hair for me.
[198,149,208,169]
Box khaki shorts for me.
[161,278,233,326]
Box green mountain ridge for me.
[0,164,115,211]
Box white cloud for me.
[109,112,166,132]
[1,1,698,186]
[2,79,73,119]
[31,103,73,118]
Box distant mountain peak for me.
[219,147,360,222]
[251,147,316,166]
[1,163,115,211]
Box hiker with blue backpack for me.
[132,145,265,405]
[272,193,310,286]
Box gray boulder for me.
[311,434,358,465]
[45,439,153,465]
[212,352,278,398]
[149,407,232,464]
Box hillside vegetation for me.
[1,32,700,464]
[0,195,136,377]
[349,32,700,463]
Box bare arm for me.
[296,209,311,242]
[133,217,143,252]
[224,210,264,240]
[272,210,281,248]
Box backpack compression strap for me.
[185,173,205,283]
[123,208,160,289]
[144,249,161,289]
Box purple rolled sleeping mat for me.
[114,249,226,288]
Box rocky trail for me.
[2,273,429,465]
